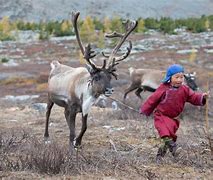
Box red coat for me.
[140,83,205,141]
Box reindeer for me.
[44,12,137,149]
[123,67,198,100]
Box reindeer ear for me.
[192,71,196,76]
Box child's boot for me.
[156,145,168,163]
[168,140,182,157]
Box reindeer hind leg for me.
[123,84,138,101]
[44,99,54,141]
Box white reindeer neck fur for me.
[74,74,97,116]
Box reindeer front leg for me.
[74,114,88,148]
[64,107,76,150]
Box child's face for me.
[171,72,184,88]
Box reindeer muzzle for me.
[105,88,114,97]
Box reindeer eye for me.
[94,76,100,81]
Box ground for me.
[0,31,212,179]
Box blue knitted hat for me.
[162,64,184,83]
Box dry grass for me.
[0,104,212,179]
[0,77,37,86]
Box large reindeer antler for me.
[71,12,97,70]
[103,20,138,68]
[71,11,137,79]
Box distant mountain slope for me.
[0,0,213,22]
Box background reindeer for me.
[123,67,198,100]
[44,12,137,149]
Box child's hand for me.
[203,91,210,99]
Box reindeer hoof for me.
[73,139,82,150]
[45,140,51,144]
[44,137,51,144]
[74,143,82,150]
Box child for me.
[140,64,209,163]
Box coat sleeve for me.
[187,87,205,106]
[140,85,166,116]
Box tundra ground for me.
[0,32,212,179]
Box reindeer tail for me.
[50,60,61,70]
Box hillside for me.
[0,0,213,22]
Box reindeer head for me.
[71,12,137,97]
[87,67,113,97]
[184,72,198,91]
